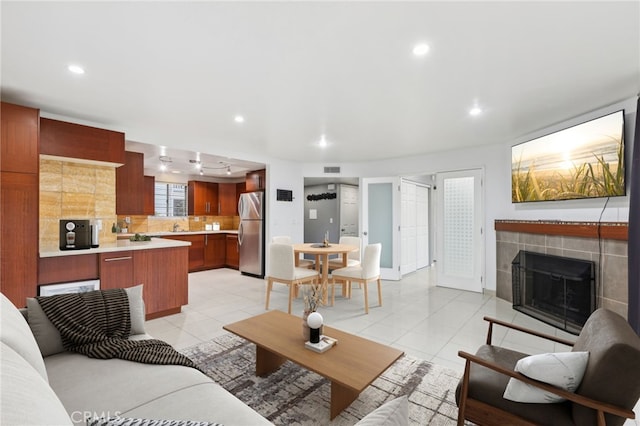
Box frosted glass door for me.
[435,169,484,292]
[361,177,400,280]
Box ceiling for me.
[1,2,639,167]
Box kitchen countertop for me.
[39,237,191,258]
[118,230,238,238]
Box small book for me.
[305,335,338,353]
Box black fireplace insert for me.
[512,250,595,335]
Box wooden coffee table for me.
[223,310,404,420]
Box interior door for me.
[360,177,401,280]
[339,184,359,237]
[435,169,484,292]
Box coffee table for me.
[223,310,404,420]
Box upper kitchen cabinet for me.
[1,102,39,173]
[40,118,125,165]
[143,176,155,216]
[188,180,218,215]
[218,182,237,215]
[245,169,266,192]
[116,151,145,215]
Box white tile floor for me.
[147,266,639,424]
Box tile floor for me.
[146,266,639,424]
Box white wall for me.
[270,96,637,292]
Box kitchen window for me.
[154,182,187,217]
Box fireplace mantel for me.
[495,220,628,241]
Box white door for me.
[416,184,430,269]
[435,169,484,292]
[360,177,401,280]
[401,180,417,275]
[339,184,359,237]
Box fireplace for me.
[512,251,595,335]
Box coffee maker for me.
[59,219,91,250]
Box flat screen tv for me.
[512,110,625,203]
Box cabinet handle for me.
[205,235,208,245]
[104,256,132,262]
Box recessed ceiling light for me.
[68,64,85,75]
[234,115,245,123]
[318,134,329,148]
[412,43,430,56]
[171,170,181,174]
[469,106,482,116]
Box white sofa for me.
[0,291,272,426]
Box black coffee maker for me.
[59,219,91,250]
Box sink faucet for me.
[173,223,180,232]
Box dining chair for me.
[330,243,382,314]
[327,235,361,269]
[271,236,315,269]
[265,243,320,314]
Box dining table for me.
[292,242,359,300]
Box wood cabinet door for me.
[133,247,188,319]
[1,102,39,174]
[116,151,145,215]
[204,234,226,268]
[189,181,219,215]
[218,183,236,215]
[1,172,38,306]
[143,176,155,215]
[162,234,204,271]
[245,169,266,192]
[225,234,239,269]
[99,251,134,289]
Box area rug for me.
[181,333,465,425]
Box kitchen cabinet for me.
[39,254,99,285]
[40,117,125,165]
[218,183,237,215]
[1,102,39,174]
[116,151,145,215]
[162,234,204,271]
[1,102,39,308]
[99,251,134,289]
[225,234,239,269]
[143,175,155,215]
[134,246,188,319]
[204,234,226,268]
[188,180,218,215]
[245,169,266,192]
[236,182,246,208]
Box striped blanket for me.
[36,289,198,370]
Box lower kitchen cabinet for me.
[225,234,239,269]
[204,234,226,268]
[134,246,188,319]
[162,234,204,271]
[99,251,134,289]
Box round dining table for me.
[292,243,359,301]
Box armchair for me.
[456,309,640,426]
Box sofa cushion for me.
[571,309,640,426]
[0,292,49,381]
[355,395,408,426]
[26,285,147,357]
[45,352,272,426]
[0,342,71,425]
[503,351,589,403]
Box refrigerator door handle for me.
[238,222,244,246]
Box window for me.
[154,182,187,217]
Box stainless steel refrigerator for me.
[238,191,265,278]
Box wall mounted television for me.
[512,110,625,203]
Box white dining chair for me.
[330,243,382,314]
[265,243,320,314]
[271,236,315,269]
[328,235,361,269]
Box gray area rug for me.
[181,333,464,425]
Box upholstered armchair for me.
[456,309,640,426]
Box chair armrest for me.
[483,316,575,346]
[457,350,635,421]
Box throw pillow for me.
[125,284,146,335]
[503,351,589,403]
[355,395,409,426]
[87,417,222,426]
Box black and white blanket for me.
[36,289,198,370]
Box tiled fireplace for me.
[496,220,628,320]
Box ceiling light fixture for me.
[68,64,85,74]
[159,156,172,172]
[318,134,328,148]
[412,43,430,56]
[226,165,231,175]
[469,106,482,116]
[234,115,245,123]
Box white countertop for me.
[39,237,191,258]
[118,230,238,237]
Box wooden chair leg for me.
[288,282,295,314]
[265,278,273,310]
[377,277,382,307]
[331,279,335,306]
[363,280,369,314]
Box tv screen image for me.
[512,110,625,203]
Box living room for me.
[2,1,640,425]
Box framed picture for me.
[39,280,100,297]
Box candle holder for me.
[307,312,323,344]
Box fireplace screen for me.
[512,251,595,335]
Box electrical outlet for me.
[194,216,200,222]
[125,217,131,224]
[329,218,333,224]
